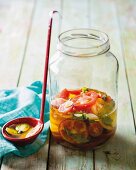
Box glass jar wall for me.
[49,29,119,150]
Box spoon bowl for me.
[2,117,43,146]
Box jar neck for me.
[57,29,110,57]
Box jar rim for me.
[58,28,109,49]
[57,28,110,57]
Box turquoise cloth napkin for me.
[0,81,50,158]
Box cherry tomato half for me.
[57,89,69,99]
[106,96,112,102]
[59,119,89,144]
[72,91,98,111]
[67,89,81,95]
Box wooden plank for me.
[116,0,136,130]
[0,0,35,89]
[18,0,61,86]
[48,0,94,170]
[90,0,136,169]
[49,137,93,170]
[0,0,35,168]
[61,0,89,31]
[1,0,61,170]
[1,140,49,170]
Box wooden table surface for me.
[0,0,136,169]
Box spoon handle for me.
[40,10,59,123]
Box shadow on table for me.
[94,133,136,169]
[49,133,136,169]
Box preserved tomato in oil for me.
[50,87,117,150]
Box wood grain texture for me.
[90,0,136,169]
[61,0,89,31]
[18,0,61,86]
[0,0,35,167]
[1,140,49,170]
[116,0,136,131]
[0,0,38,169]
[0,0,35,89]
[48,137,94,170]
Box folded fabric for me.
[0,81,50,158]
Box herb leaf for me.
[73,113,86,120]
[81,87,88,93]
[64,128,89,143]
[101,116,113,126]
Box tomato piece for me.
[67,89,81,95]
[106,96,112,102]
[72,92,98,111]
[91,98,105,115]
[85,91,94,96]
[59,119,89,144]
[51,98,66,108]
[58,89,69,99]
[58,100,73,113]
[91,97,115,116]
[89,122,103,137]
[50,106,73,126]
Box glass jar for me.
[49,29,119,150]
